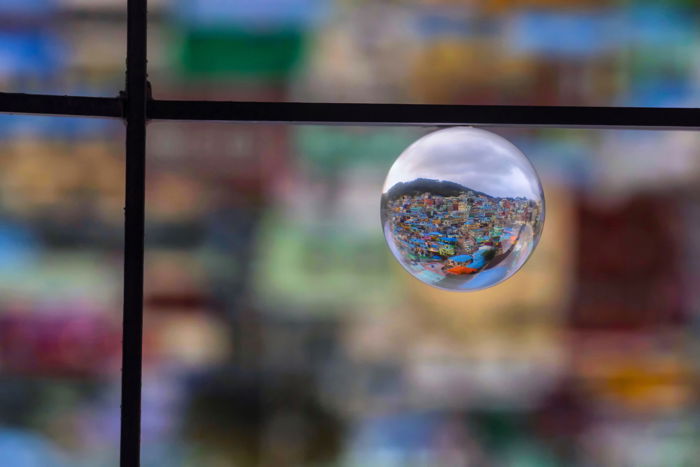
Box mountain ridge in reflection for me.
[383,177,534,202]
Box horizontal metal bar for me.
[0,92,122,118]
[149,100,700,130]
[0,92,698,130]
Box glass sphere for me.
[381,127,545,291]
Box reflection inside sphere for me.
[381,127,545,291]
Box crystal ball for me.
[381,127,545,291]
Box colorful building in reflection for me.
[385,188,542,276]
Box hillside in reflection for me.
[382,178,543,287]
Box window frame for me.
[0,0,696,465]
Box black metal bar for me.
[120,0,147,465]
[149,100,700,130]
[0,91,697,131]
[0,92,122,118]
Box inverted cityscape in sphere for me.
[381,127,545,291]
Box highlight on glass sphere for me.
[381,127,545,291]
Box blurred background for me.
[2,0,700,465]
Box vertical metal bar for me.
[120,0,147,464]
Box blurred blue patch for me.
[508,10,623,58]
[171,0,329,30]
[624,5,696,46]
[349,413,442,454]
[0,222,39,271]
[0,32,65,78]
[0,429,69,467]
[619,79,696,107]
